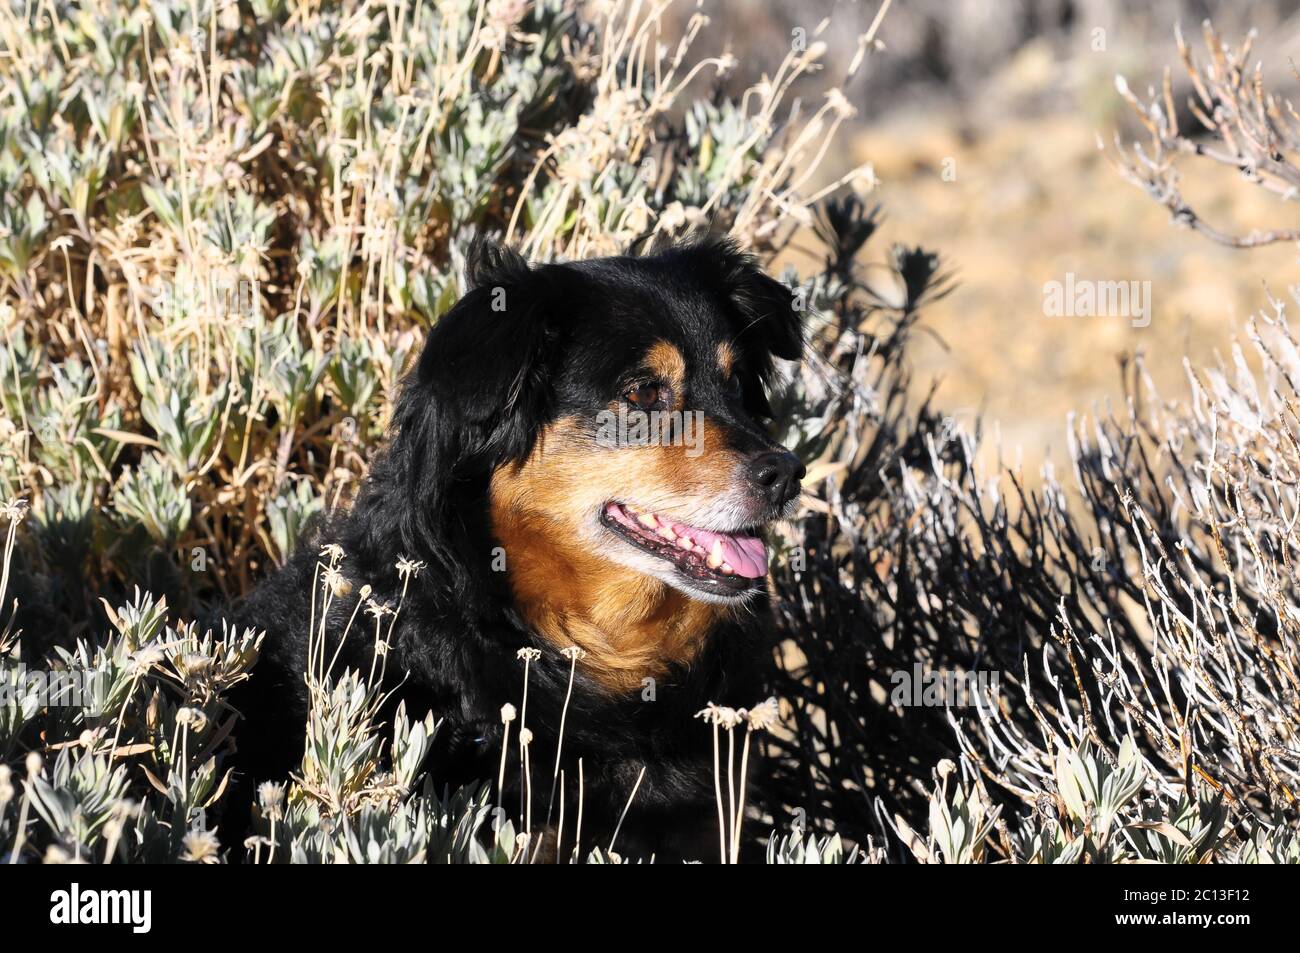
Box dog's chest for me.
[491,508,724,692]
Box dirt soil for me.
[845,93,1299,479]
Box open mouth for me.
[600,501,768,597]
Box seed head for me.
[365,598,393,620]
[395,557,426,581]
[181,829,221,864]
[321,566,351,597]
[128,644,166,677]
[695,702,742,729]
[176,707,209,732]
[257,781,286,821]
[745,697,781,732]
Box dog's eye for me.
[725,372,743,399]
[625,381,668,410]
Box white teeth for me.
[692,544,706,556]
[657,525,677,541]
[707,541,724,569]
[720,563,734,575]
[675,536,694,550]
[637,512,659,529]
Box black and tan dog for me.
[227,238,805,861]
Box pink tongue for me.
[670,522,768,579]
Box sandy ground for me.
[843,81,1299,480]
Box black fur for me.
[223,239,804,862]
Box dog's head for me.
[397,238,804,608]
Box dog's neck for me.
[488,504,724,694]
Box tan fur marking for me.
[645,340,686,395]
[717,341,736,377]
[489,416,740,693]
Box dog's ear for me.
[727,267,804,363]
[395,240,560,517]
[380,239,565,587]
[464,236,531,291]
[702,238,805,365]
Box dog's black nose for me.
[750,451,805,507]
